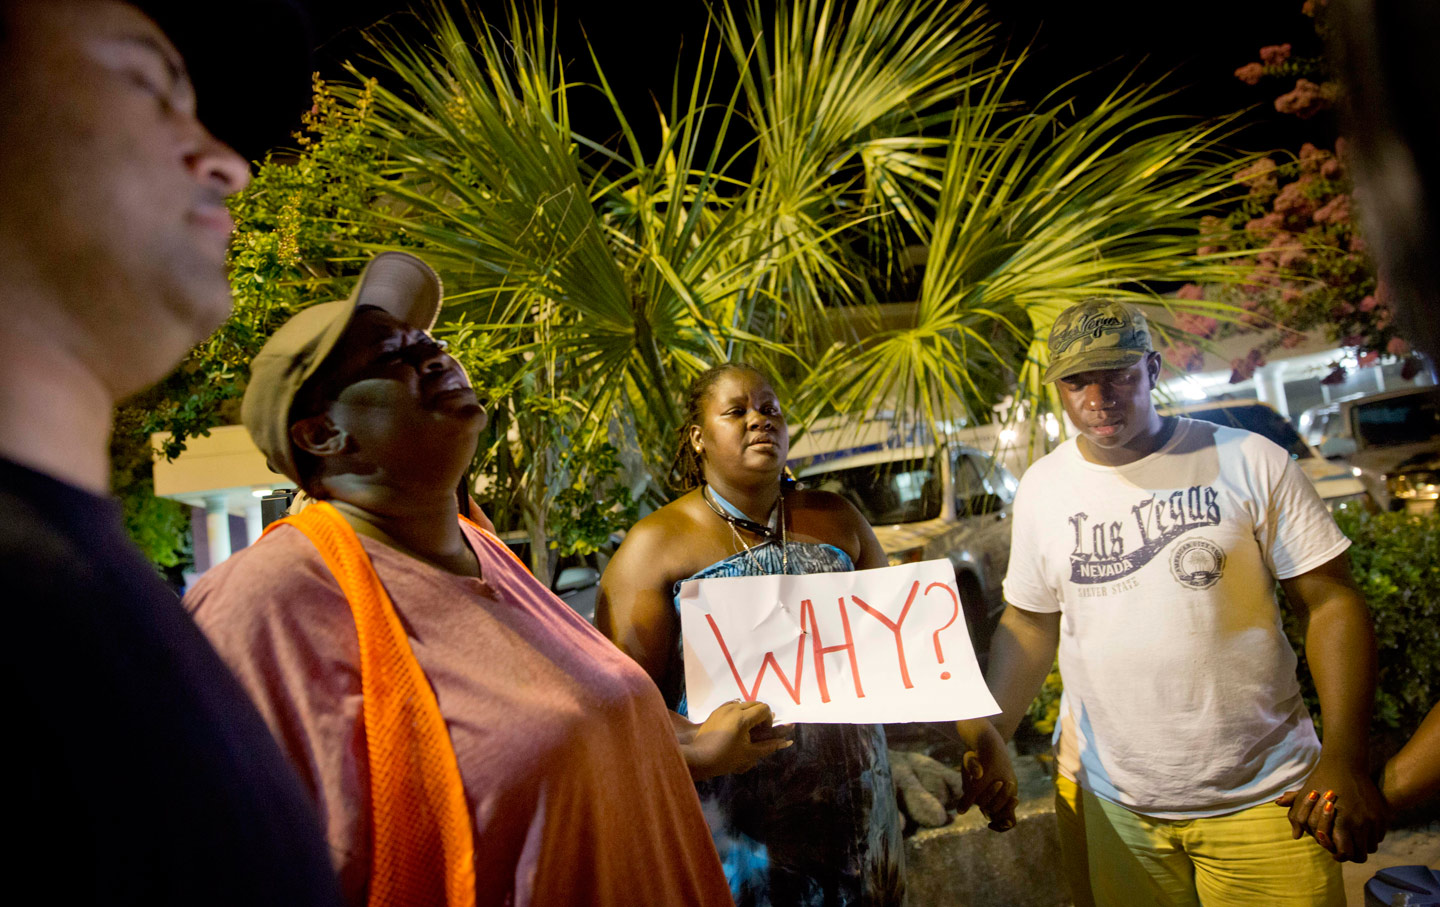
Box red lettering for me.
[924,582,960,663]
[800,597,865,703]
[704,613,806,704]
[850,581,921,690]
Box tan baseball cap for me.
[1042,299,1154,383]
[241,252,443,483]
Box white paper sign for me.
[679,559,1000,724]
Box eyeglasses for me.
[304,332,454,413]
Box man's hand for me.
[686,700,793,781]
[891,750,967,828]
[956,719,1020,831]
[1276,753,1389,862]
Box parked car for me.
[1159,399,1372,512]
[791,443,1016,654]
[1298,386,1440,512]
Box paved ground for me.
[1342,823,1440,906]
[899,744,1439,906]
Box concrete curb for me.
[902,751,1072,907]
[905,796,1070,907]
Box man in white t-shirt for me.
[956,299,1388,906]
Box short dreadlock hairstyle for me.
[668,362,771,492]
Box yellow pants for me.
[1054,774,1343,907]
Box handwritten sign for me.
[679,559,1000,724]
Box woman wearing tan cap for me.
[184,252,734,907]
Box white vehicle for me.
[1160,400,1371,511]
[1299,386,1440,512]
[790,442,1017,652]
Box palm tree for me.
[226,0,1257,578]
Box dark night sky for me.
[231,0,1333,162]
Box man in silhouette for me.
[0,2,340,901]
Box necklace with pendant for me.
[703,484,789,576]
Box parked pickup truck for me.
[1298,386,1440,513]
[791,441,1017,654]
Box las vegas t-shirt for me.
[1003,418,1350,818]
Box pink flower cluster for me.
[1230,347,1266,382]
[1378,304,1393,329]
[1260,44,1292,66]
[1245,211,1285,240]
[1275,79,1335,119]
[1235,62,1265,86]
[1258,233,1307,270]
[1297,142,1344,181]
[1236,157,1279,197]
[1238,295,1275,328]
[1312,193,1352,225]
[1164,342,1206,373]
[1176,311,1219,339]
[1274,179,1317,219]
[1388,337,1412,356]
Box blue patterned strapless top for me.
[669,531,904,907]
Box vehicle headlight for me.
[1388,472,1440,501]
[886,547,926,567]
[1325,492,1372,513]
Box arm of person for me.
[184,543,367,902]
[1380,701,1440,812]
[1278,552,1388,862]
[595,520,682,685]
[848,499,889,570]
[596,519,792,781]
[790,489,888,570]
[954,603,1061,830]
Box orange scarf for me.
[267,502,476,907]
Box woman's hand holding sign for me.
[685,700,795,781]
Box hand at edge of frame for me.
[1275,753,1389,862]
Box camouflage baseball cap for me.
[1042,299,1154,383]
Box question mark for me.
[924,582,961,679]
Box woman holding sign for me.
[596,363,904,907]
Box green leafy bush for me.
[1285,504,1440,758]
[1024,660,1063,742]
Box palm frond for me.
[818,63,1264,441]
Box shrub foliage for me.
[1288,504,1440,756]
